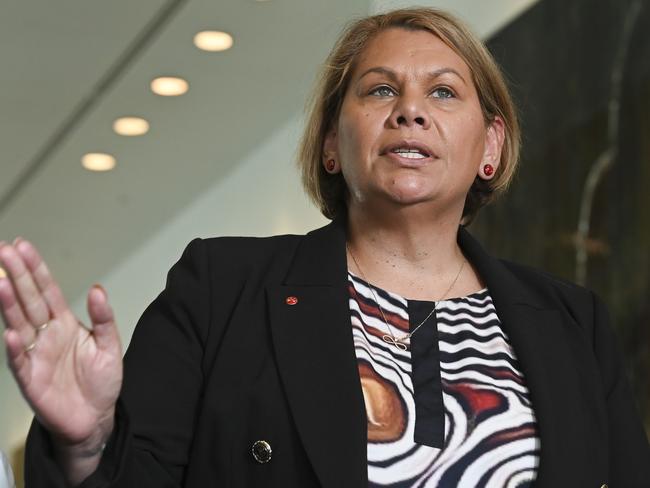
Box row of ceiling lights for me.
[82,30,235,172]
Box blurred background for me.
[0,0,647,485]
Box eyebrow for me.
[357,66,467,85]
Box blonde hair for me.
[297,7,520,223]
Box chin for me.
[390,194,434,206]
[385,181,437,204]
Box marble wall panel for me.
[473,0,650,433]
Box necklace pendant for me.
[382,334,408,351]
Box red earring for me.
[326,159,336,172]
[483,163,494,177]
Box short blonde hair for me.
[297,7,520,224]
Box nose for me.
[387,92,431,130]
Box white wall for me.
[0,113,327,456]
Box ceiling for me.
[0,0,372,299]
[0,0,538,328]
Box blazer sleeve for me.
[591,291,650,485]
[24,237,212,487]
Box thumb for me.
[87,284,120,352]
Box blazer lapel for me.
[458,227,590,486]
[267,218,367,488]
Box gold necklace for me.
[347,244,465,351]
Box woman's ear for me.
[479,116,505,180]
[322,128,340,173]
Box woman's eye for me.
[432,87,455,99]
[369,85,396,97]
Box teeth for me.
[396,152,426,159]
[392,148,428,158]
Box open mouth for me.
[383,140,435,161]
[389,148,430,159]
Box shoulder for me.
[180,233,306,283]
[500,258,591,299]
[203,233,303,260]
[459,225,599,322]
[498,258,602,329]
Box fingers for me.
[13,239,71,317]
[0,256,38,348]
[0,240,51,327]
[3,328,31,386]
[87,285,121,353]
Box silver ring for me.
[36,321,50,331]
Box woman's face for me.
[323,27,504,216]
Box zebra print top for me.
[348,271,541,487]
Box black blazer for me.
[26,218,650,487]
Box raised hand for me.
[0,238,123,459]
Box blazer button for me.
[251,440,272,463]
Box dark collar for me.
[282,216,542,308]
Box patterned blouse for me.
[348,271,541,487]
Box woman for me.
[1,7,648,488]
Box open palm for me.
[0,238,122,447]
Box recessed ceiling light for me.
[193,30,234,52]
[82,153,116,172]
[150,76,189,96]
[113,116,150,136]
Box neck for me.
[346,201,464,280]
